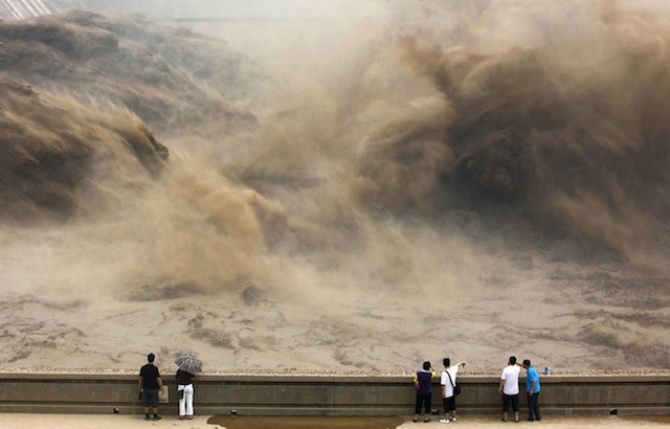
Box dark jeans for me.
[415,393,431,415]
[527,391,541,420]
[502,393,519,412]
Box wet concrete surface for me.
[207,415,670,428]
[208,415,405,428]
[1,413,670,428]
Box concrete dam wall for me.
[1,374,669,417]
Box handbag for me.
[446,371,461,396]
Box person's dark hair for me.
[147,353,155,363]
[423,361,431,370]
[443,358,450,367]
[523,359,531,366]
[509,356,516,365]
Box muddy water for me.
[207,416,406,429]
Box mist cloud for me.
[342,0,670,269]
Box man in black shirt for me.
[138,353,163,421]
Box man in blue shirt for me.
[522,359,541,421]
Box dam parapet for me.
[1,373,669,417]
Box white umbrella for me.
[174,351,203,374]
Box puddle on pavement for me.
[207,416,406,429]
[619,416,670,424]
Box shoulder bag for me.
[446,370,461,396]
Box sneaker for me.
[439,418,450,424]
[424,418,431,423]
[145,415,151,421]
[152,415,162,421]
[451,417,457,422]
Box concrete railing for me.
[0,373,669,416]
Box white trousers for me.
[178,384,194,416]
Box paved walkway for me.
[0,413,668,428]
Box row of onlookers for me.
[413,356,541,424]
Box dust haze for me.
[1,0,670,374]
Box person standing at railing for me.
[413,361,437,423]
[138,353,163,421]
[176,368,195,420]
[440,358,466,424]
[499,356,521,423]
[522,359,542,421]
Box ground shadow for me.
[207,416,406,429]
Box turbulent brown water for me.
[1,0,670,375]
